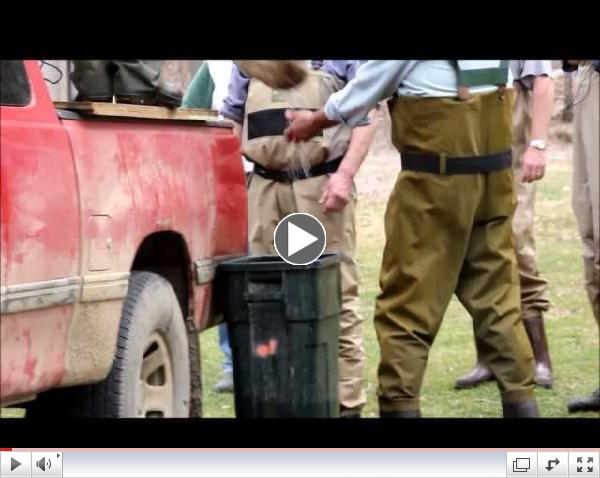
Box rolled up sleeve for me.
[219,64,250,124]
[324,60,417,126]
[520,60,553,78]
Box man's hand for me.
[521,146,546,183]
[284,109,337,142]
[320,171,354,213]
[284,109,320,142]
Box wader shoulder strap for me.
[453,60,509,100]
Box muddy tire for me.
[26,272,191,418]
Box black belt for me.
[251,157,342,183]
[401,150,512,175]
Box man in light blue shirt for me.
[286,60,540,418]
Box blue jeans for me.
[218,323,233,373]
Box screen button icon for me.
[507,452,537,477]
[538,452,568,477]
[570,453,600,477]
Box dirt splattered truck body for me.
[0,60,248,416]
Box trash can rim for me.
[217,253,340,271]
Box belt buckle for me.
[284,169,302,183]
[439,153,448,175]
[288,167,311,182]
[283,170,295,183]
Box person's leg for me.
[455,169,538,417]
[113,60,181,107]
[511,85,553,387]
[293,175,365,417]
[112,60,161,104]
[568,65,600,413]
[513,177,553,388]
[214,323,234,393]
[456,181,551,390]
[247,174,291,256]
[375,172,477,416]
[571,66,600,325]
[455,85,552,390]
[71,60,114,101]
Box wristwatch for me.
[529,139,547,151]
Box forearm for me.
[324,61,416,126]
[284,61,412,142]
[312,109,339,130]
[530,76,554,141]
[338,108,381,178]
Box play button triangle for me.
[288,221,318,257]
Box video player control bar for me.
[1,450,598,477]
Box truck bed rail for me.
[54,101,225,123]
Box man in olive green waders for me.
[285,60,539,418]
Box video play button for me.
[274,213,326,265]
[1,453,31,476]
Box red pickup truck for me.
[0,60,248,417]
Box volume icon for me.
[36,457,51,471]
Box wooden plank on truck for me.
[54,101,222,122]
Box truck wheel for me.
[25,271,191,418]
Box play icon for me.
[274,213,326,265]
[0,452,31,476]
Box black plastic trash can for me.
[216,253,341,418]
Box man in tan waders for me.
[221,60,380,418]
[455,60,555,390]
[285,60,540,417]
[563,60,600,413]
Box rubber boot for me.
[155,65,183,108]
[523,315,553,389]
[71,60,115,102]
[380,410,421,418]
[340,406,362,418]
[455,358,494,389]
[502,400,540,417]
[112,60,179,107]
[568,389,600,413]
[214,371,234,393]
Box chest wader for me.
[376,61,538,417]
[243,70,365,414]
